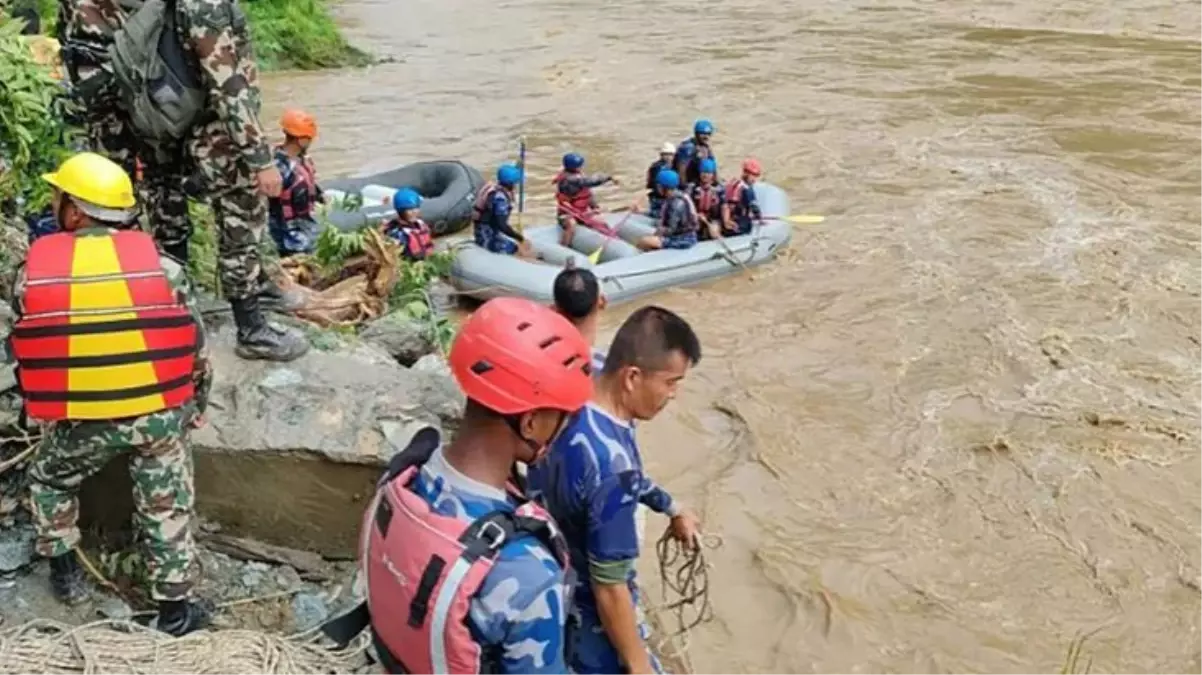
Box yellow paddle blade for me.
[587,245,604,264]
[783,214,826,224]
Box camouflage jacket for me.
[60,0,272,168]
[2,227,213,437]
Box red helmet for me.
[742,158,762,176]
[450,297,594,415]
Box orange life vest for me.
[9,230,198,422]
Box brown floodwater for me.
[262,0,1201,671]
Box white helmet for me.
[659,142,676,154]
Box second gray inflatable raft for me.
[448,182,794,305]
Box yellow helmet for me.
[42,152,137,223]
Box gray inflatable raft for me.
[320,160,485,236]
[448,182,793,305]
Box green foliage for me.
[389,251,456,354]
[0,19,75,214]
[242,0,371,71]
[312,222,367,272]
[186,200,219,294]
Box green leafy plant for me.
[0,18,75,214]
[388,250,457,354]
[312,222,368,272]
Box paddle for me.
[516,136,527,234]
[583,200,641,264]
[781,214,825,225]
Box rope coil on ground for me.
[0,618,369,675]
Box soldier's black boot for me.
[230,295,309,362]
[156,598,214,637]
[48,552,89,606]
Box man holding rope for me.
[4,153,212,636]
[527,305,704,674]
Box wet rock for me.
[410,354,464,424]
[290,591,329,632]
[275,565,303,590]
[360,312,435,367]
[79,325,463,559]
[0,523,35,573]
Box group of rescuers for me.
[8,151,703,674]
[264,114,767,263]
[3,0,728,668]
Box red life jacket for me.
[552,172,613,234]
[355,428,571,674]
[10,230,198,421]
[385,217,434,261]
[278,150,319,221]
[470,182,511,225]
[692,183,722,218]
[552,171,595,217]
[725,178,757,215]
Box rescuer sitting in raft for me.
[472,163,534,258]
[380,188,434,262]
[6,153,213,636]
[723,158,765,236]
[644,142,677,218]
[675,119,718,185]
[343,297,593,673]
[553,262,608,374]
[527,305,704,674]
[636,169,700,251]
[268,109,325,256]
[554,152,620,247]
[688,158,725,241]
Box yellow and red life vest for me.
[9,230,198,422]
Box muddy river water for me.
[262,0,1201,671]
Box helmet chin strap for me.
[504,411,569,459]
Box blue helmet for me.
[694,119,714,135]
[655,169,680,190]
[392,187,422,212]
[496,163,522,186]
[562,152,585,171]
[699,158,717,175]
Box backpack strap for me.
[381,425,441,484]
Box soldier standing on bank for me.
[6,153,213,635]
[57,0,309,362]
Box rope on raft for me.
[0,618,370,675]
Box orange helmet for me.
[281,109,318,139]
[742,158,762,176]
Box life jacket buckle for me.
[479,520,507,551]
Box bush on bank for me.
[21,0,369,72]
[243,0,371,71]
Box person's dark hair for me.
[553,266,599,321]
[602,305,700,374]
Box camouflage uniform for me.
[59,0,272,301]
[9,248,212,602]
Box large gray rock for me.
[79,324,464,558]
[360,312,435,367]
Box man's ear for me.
[597,294,608,311]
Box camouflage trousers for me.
[28,412,198,602]
[85,109,268,300]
